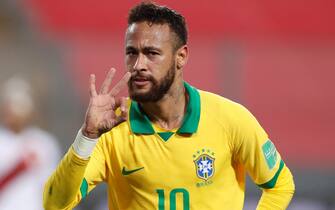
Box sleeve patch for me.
[262,140,278,170]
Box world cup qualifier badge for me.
[193,149,215,182]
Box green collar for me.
[129,82,201,134]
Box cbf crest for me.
[193,149,215,181]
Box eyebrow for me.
[125,46,162,53]
[125,46,137,52]
[143,46,162,52]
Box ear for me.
[176,45,188,70]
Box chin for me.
[129,84,152,94]
[129,89,149,99]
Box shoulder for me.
[25,127,58,142]
[198,90,237,107]
[99,121,130,146]
[198,89,251,120]
[0,127,12,139]
[24,127,61,151]
[197,89,263,138]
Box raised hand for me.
[82,68,131,139]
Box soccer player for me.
[43,2,295,210]
[0,77,61,210]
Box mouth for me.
[131,76,151,87]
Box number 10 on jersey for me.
[156,188,190,210]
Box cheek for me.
[152,55,173,70]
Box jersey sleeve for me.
[256,164,295,210]
[77,134,109,198]
[43,134,108,210]
[232,105,283,188]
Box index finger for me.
[109,72,131,96]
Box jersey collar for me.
[129,82,201,135]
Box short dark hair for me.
[128,2,188,49]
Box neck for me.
[7,124,25,134]
[140,80,187,130]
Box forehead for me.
[125,22,174,49]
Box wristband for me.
[72,129,99,159]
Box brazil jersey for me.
[44,82,289,210]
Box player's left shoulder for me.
[197,89,246,115]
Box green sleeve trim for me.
[80,178,88,199]
[258,160,284,189]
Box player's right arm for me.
[43,69,131,210]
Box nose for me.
[133,53,147,72]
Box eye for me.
[148,51,159,56]
[126,47,138,56]
[126,50,137,56]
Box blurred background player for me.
[0,76,61,210]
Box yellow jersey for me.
[44,82,293,210]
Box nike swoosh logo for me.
[122,166,144,175]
